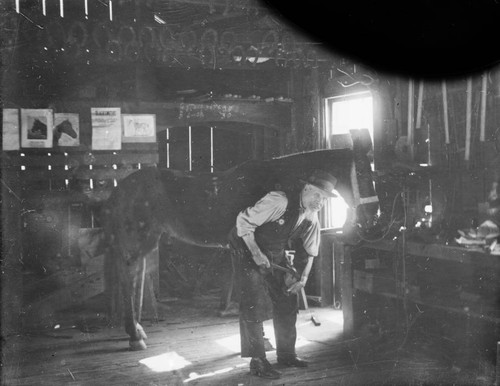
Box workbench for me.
[338,236,500,364]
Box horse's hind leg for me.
[219,248,240,317]
[119,255,147,350]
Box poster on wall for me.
[121,114,157,143]
[91,107,121,150]
[21,109,53,148]
[2,109,20,150]
[54,113,80,147]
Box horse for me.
[53,119,78,147]
[28,119,48,139]
[101,128,380,350]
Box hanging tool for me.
[407,78,415,160]
[465,77,472,166]
[442,80,451,169]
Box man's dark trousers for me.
[238,249,299,359]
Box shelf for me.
[354,288,500,324]
[357,239,500,269]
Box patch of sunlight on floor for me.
[183,363,248,383]
[216,313,341,355]
[263,324,310,349]
[215,334,242,353]
[139,351,192,372]
[321,310,344,326]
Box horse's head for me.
[269,133,380,240]
[28,119,48,139]
[347,128,380,234]
[55,120,77,138]
[53,119,78,146]
[295,130,379,241]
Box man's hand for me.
[287,279,306,294]
[241,233,271,269]
[286,255,313,294]
[252,250,270,269]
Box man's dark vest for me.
[254,189,312,256]
[228,189,312,261]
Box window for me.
[325,92,374,144]
[321,92,374,230]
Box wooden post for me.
[1,171,23,334]
[333,240,344,309]
[340,243,354,337]
[319,233,334,307]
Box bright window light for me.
[139,351,191,373]
[321,195,350,230]
[322,92,374,230]
[326,93,373,140]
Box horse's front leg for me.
[134,256,148,340]
[120,258,148,350]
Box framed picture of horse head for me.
[21,109,53,148]
[54,113,80,147]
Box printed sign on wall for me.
[91,107,121,150]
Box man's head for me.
[300,170,338,212]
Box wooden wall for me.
[1,20,303,325]
[319,66,500,231]
[4,0,499,327]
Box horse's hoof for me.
[129,339,147,351]
[136,323,148,340]
[218,302,240,317]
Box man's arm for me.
[236,191,287,269]
[287,216,320,294]
[287,255,314,294]
[241,232,271,269]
